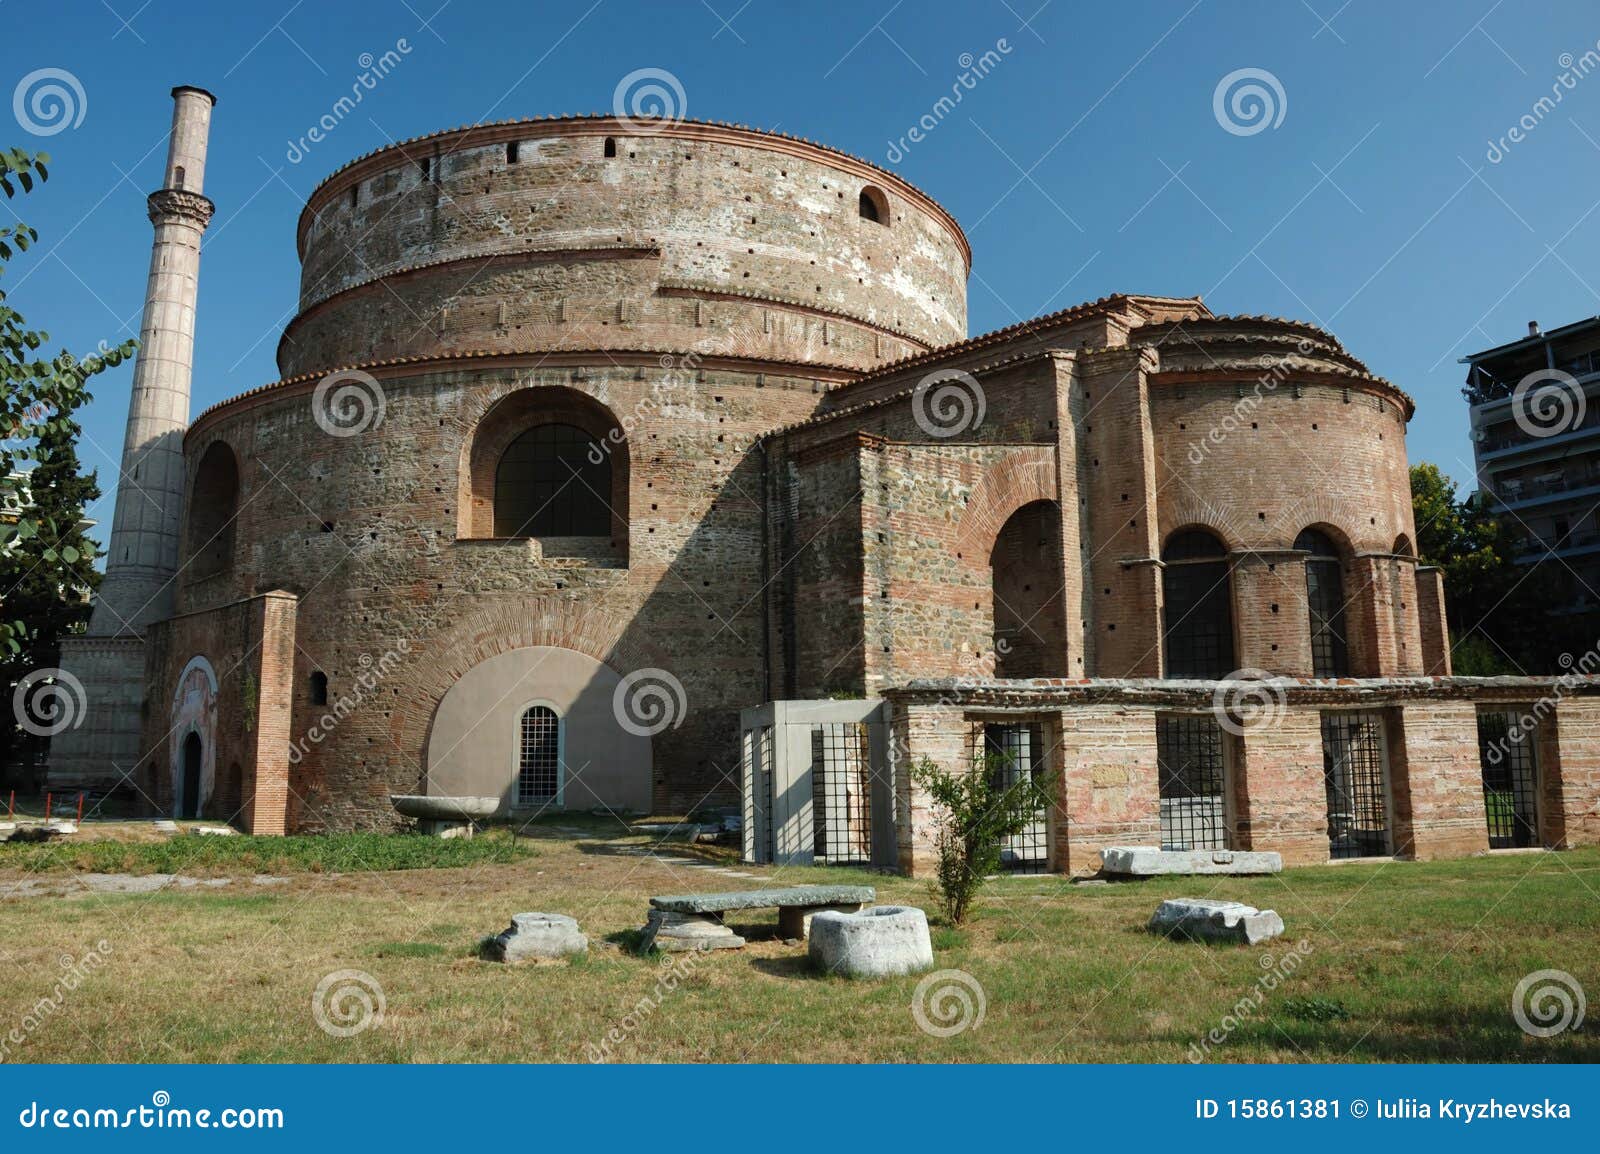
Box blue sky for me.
[12,0,1599,548]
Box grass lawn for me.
[2,817,1596,1063]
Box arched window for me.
[517,705,562,805]
[858,186,888,225]
[1161,529,1235,678]
[1392,534,1414,557]
[494,423,611,537]
[990,500,1065,677]
[603,136,617,158]
[309,671,329,705]
[1296,528,1350,677]
[186,441,240,581]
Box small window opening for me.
[858,185,888,225]
[309,672,329,706]
[603,136,617,158]
[506,140,519,164]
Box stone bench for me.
[1099,846,1282,877]
[639,884,876,952]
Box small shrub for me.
[1281,995,1352,1022]
[912,754,1057,926]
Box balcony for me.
[1513,528,1600,560]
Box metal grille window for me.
[983,723,1049,873]
[1296,529,1350,677]
[1156,714,1229,850]
[1161,530,1236,679]
[810,723,873,865]
[1476,710,1540,849]
[1320,710,1390,859]
[517,706,561,805]
[494,423,611,537]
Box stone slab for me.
[1100,846,1282,877]
[649,885,875,914]
[638,909,745,953]
[484,912,588,962]
[1148,898,1284,945]
[809,906,935,978]
[389,794,499,821]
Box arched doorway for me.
[989,500,1065,677]
[179,732,202,819]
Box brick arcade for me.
[48,91,1600,874]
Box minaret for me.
[47,86,216,795]
[89,84,216,635]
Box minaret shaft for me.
[89,85,216,636]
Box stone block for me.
[483,912,588,962]
[1100,846,1282,876]
[776,902,864,940]
[638,909,745,953]
[809,905,935,978]
[1147,898,1284,945]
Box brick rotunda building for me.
[49,93,1600,874]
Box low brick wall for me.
[884,675,1600,876]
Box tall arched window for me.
[494,423,611,537]
[517,704,562,805]
[858,186,888,225]
[1296,528,1350,677]
[1161,529,1235,678]
[186,441,240,580]
[309,671,329,705]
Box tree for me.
[0,147,136,655]
[911,753,1057,925]
[1409,462,1569,673]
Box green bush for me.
[911,754,1056,926]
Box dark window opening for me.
[1296,528,1350,677]
[494,423,612,537]
[1161,529,1235,678]
[506,140,519,164]
[517,706,560,805]
[1476,710,1539,848]
[309,672,328,706]
[982,723,1048,873]
[187,442,240,581]
[419,156,431,181]
[1157,714,1229,850]
[1321,710,1390,859]
[858,185,888,224]
[173,166,186,189]
[603,136,617,158]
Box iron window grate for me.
[1161,561,1236,678]
[1476,710,1540,849]
[1156,713,1229,851]
[982,723,1049,874]
[1320,710,1389,859]
[811,723,873,865]
[517,706,560,805]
